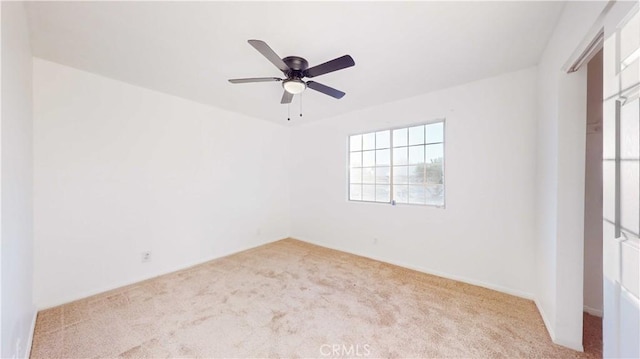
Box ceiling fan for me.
[228,40,355,104]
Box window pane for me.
[426,143,443,163]
[408,125,425,145]
[362,168,375,184]
[376,166,390,184]
[349,184,362,200]
[362,132,375,150]
[426,184,444,206]
[408,185,426,204]
[348,121,444,206]
[393,185,408,204]
[350,135,362,151]
[376,130,390,149]
[408,165,425,184]
[393,166,408,184]
[426,161,443,184]
[350,151,362,167]
[393,128,408,147]
[426,122,443,144]
[376,185,390,202]
[350,168,362,183]
[408,145,425,165]
[393,146,408,165]
[362,150,375,167]
[362,184,375,201]
[376,149,390,166]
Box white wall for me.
[32,58,291,309]
[534,0,608,350]
[1,2,36,358]
[584,50,603,317]
[555,64,588,351]
[290,67,538,299]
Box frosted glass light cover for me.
[283,79,306,94]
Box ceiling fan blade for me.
[304,55,355,78]
[281,90,294,104]
[248,40,290,73]
[306,81,346,99]
[228,77,282,84]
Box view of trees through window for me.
[349,121,444,206]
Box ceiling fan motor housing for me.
[283,56,308,78]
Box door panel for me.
[620,242,639,297]
[619,98,639,237]
[603,5,640,358]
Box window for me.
[349,120,444,207]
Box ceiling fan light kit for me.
[283,79,306,94]
[228,39,355,112]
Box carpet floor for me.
[31,238,602,358]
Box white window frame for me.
[347,119,446,208]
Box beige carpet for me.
[31,238,601,358]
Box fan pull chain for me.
[287,103,290,121]
[299,93,303,117]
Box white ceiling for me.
[26,1,565,125]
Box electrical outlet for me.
[141,251,151,263]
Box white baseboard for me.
[25,308,37,359]
[37,237,286,310]
[534,298,556,341]
[534,296,585,352]
[583,305,603,317]
[292,236,535,300]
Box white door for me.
[603,4,640,358]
